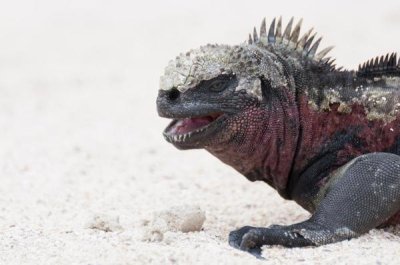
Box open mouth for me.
[163,113,224,144]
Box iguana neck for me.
[206,86,299,199]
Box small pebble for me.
[142,205,206,242]
[86,214,123,232]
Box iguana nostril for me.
[168,88,180,101]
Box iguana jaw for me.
[163,113,225,149]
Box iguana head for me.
[157,17,333,151]
[157,42,286,150]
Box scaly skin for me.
[156,17,400,257]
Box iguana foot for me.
[229,223,316,256]
[228,226,263,258]
[229,152,400,256]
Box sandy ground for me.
[0,1,400,264]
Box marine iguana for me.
[156,17,400,256]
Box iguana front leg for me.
[229,152,400,255]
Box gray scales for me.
[156,17,400,258]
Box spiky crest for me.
[357,53,400,78]
[248,17,335,67]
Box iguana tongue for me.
[171,116,215,134]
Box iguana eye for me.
[208,80,228,92]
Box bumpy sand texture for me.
[0,1,400,264]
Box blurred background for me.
[0,0,399,95]
[0,1,400,263]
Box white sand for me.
[0,1,399,264]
